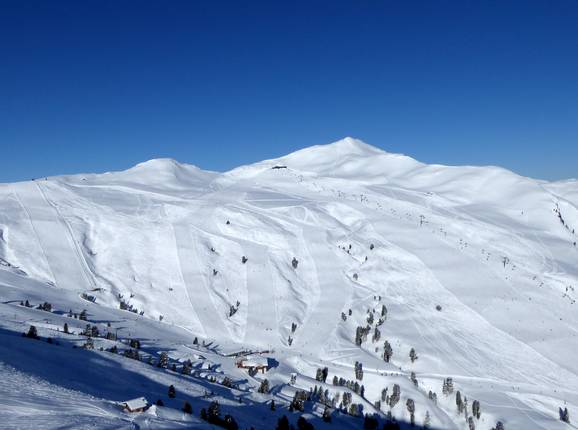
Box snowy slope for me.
[0,137,577,429]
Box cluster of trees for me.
[289,390,308,412]
[36,302,52,312]
[342,396,362,417]
[315,367,328,383]
[355,325,371,346]
[118,294,142,315]
[276,415,315,430]
[454,388,482,426]
[123,349,140,360]
[81,323,100,337]
[332,376,365,397]
[80,293,96,303]
[442,377,454,395]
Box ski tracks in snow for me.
[242,242,279,348]
[11,181,95,291]
[295,224,352,356]
[170,221,231,341]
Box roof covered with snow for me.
[123,397,148,410]
[239,355,268,367]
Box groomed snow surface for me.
[0,138,577,429]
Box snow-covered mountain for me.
[0,137,576,429]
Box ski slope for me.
[0,137,577,429]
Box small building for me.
[236,355,269,373]
[122,397,149,413]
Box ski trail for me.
[11,186,56,284]
[171,221,231,341]
[167,222,207,338]
[35,182,97,289]
[12,181,93,291]
[242,243,278,348]
[295,224,352,356]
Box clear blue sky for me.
[1,1,577,182]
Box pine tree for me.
[406,398,415,426]
[25,325,39,339]
[208,401,220,419]
[63,323,69,334]
[560,406,570,423]
[363,414,379,429]
[168,384,176,398]
[322,406,332,422]
[158,351,169,368]
[381,304,387,318]
[342,392,352,408]
[456,391,463,413]
[389,384,400,408]
[410,371,418,387]
[276,415,290,430]
[355,361,364,380]
[472,399,481,419]
[409,348,418,363]
[258,379,270,394]
[424,410,431,428]
[442,377,454,395]
[381,388,388,402]
[383,340,393,362]
[182,401,192,414]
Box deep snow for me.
[0,137,576,429]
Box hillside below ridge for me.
[0,137,577,429]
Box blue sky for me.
[1,1,577,182]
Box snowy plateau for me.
[0,137,576,430]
